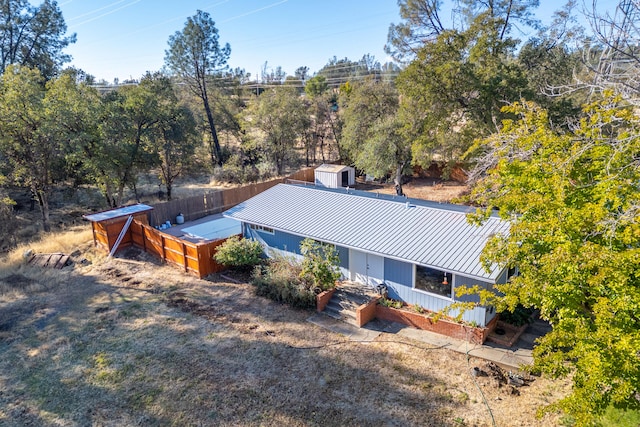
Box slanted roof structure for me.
[224,184,510,281]
[314,164,352,173]
[83,204,153,222]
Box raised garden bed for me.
[486,320,530,348]
[375,302,497,344]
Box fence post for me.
[182,242,188,272]
[141,224,147,251]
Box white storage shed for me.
[314,164,356,188]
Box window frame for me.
[413,264,454,300]
[249,223,274,235]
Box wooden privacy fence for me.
[86,168,315,278]
[148,168,315,226]
[130,220,235,278]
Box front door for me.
[349,250,384,287]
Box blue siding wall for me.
[382,258,488,326]
[452,275,492,326]
[383,258,412,299]
[495,268,508,284]
[453,276,492,304]
[336,245,349,268]
[246,225,350,278]
[245,222,490,326]
[250,229,299,253]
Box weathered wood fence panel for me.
[92,213,149,252]
[90,167,314,277]
[133,221,238,278]
[148,168,315,227]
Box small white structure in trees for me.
[314,164,355,188]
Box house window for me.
[249,224,274,234]
[415,265,453,298]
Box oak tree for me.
[340,78,411,193]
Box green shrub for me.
[379,297,403,309]
[251,256,316,309]
[498,304,534,327]
[299,238,341,291]
[412,304,425,314]
[213,236,263,271]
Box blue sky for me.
[54,0,620,84]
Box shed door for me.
[341,170,349,187]
[349,250,384,287]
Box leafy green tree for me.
[340,78,411,193]
[0,175,17,249]
[304,75,328,98]
[46,68,102,189]
[299,238,341,291]
[396,11,529,169]
[303,75,340,164]
[143,73,198,200]
[294,66,309,83]
[165,10,230,167]
[214,236,263,271]
[386,0,539,62]
[0,65,59,231]
[0,0,76,79]
[241,87,309,175]
[316,55,383,88]
[97,74,163,206]
[466,95,640,425]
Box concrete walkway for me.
[308,313,551,371]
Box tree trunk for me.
[394,163,405,196]
[166,182,172,201]
[132,181,140,203]
[202,94,223,167]
[35,188,51,232]
[103,178,117,208]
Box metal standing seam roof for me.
[223,184,510,281]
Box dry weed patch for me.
[0,245,570,426]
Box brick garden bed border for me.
[315,289,499,344]
[374,304,497,344]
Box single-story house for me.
[223,183,511,327]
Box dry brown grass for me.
[0,226,95,275]
[0,177,572,426]
[0,244,570,426]
[358,177,469,203]
[0,226,99,308]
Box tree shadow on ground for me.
[0,260,467,426]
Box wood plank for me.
[28,253,70,269]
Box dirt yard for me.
[0,174,574,426]
[0,239,571,426]
[357,176,470,203]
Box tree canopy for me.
[466,94,640,425]
[0,0,76,79]
[340,78,411,192]
[165,10,230,167]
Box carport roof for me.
[223,184,510,281]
